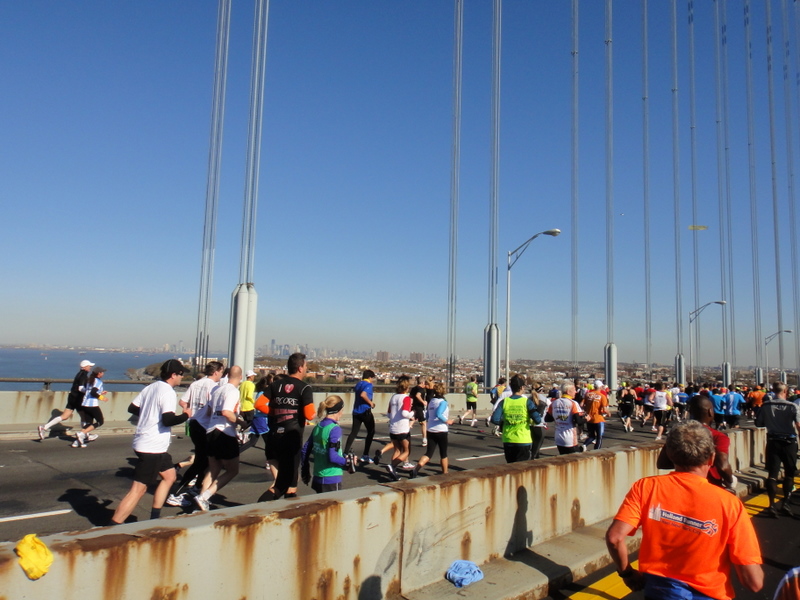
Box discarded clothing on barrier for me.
[15,533,54,580]
[446,559,484,588]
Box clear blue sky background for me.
[1,1,798,370]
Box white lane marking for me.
[0,509,72,523]
[456,453,504,461]
[456,445,558,462]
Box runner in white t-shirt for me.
[194,366,245,511]
[110,359,190,525]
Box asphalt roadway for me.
[1,414,798,600]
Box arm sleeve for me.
[401,395,413,418]
[255,390,270,414]
[435,400,448,421]
[128,402,141,416]
[490,400,504,425]
[161,411,189,427]
[301,433,313,471]
[527,400,542,425]
[326,426,347,467]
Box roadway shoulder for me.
[402,518,641,600]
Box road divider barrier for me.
[0,426,767,599]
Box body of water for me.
[0,348,192,392]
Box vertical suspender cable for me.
[688,0,701,375]
[722,0,738,375]
[447,0,464,389]
[571,0,580,373]
[194,0,231,369]
[605,0,614,344]
[766,0,787,373]
[240,0,270,284]
[714,0,730,371]
[782,0,800,378]
[642,0,652,379]
[671,0,685,356]
[744,0,764,373]
[488,0,501,326]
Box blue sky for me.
[2,1,799,370]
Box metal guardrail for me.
[0,378,151,390]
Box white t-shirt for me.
[205,383,240,437]
[388,393,413,435]
[181,377,218,425]
[132,380,179,454]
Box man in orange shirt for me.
[748,384,766,419]
[583,380,609,451]
[606,421,763,600]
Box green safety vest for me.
[502,395,532,444]
[312,422,343,478]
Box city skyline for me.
[3,2,800,370]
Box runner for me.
[344,369,378,463]
[410,381,453,476]
[110,359,191,524]
[72,366,107,448]
[582,380,610,450]
[546,382,585,454]
[39,359,94,440]
[457,375,479,427]
[300,395,350,494]
[490,375,540,463]
[384,375,414,481]
[194,366,244,511]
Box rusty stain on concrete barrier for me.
[50,527,185,599]
[214,512,266,582]
[461,530,472,559]
[149,583,189,600]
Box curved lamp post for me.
[688,300,726,383]
[765,329,792,386]
[504,228,561,380]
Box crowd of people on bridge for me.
[32,355,800,598]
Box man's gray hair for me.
[665,421,714,468]
[560,382,575,396]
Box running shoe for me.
[194,494,210,512]
[87,434,99,442]
[385,465,400,481]
[470,420,477,427]
[360,455,374,464]
[400,462,415,470]
[38,425,46,441]
[373,450,382,465]
[166,494,188,507]
[421,438,428,447]
[409,468,418,479]
[458,415,463,425]
[187,477,198,488]
[71,439,81,448]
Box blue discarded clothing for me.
[446,560,484,588]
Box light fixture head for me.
[543,229,561,237]
[714,300,727,305]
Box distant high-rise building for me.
[376,351,389,362]
[410,352,424,363]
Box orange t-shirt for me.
[614,471,762,600]
[748,390,765,407]
[584,391,608,424]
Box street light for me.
[764,329,792,386]
[504,228,561,380]
[688,300,726,383]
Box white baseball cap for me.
[80,360,95,368]
[246,370,257,378]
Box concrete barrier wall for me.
[0,390,495,428]
[0,427,766,599]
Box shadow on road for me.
[57,488,114,527]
